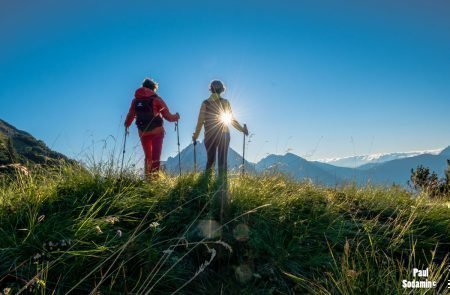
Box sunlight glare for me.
[220,112,233,126]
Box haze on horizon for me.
[1,1,450,165]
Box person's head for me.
[142,78,158,91]
[209,80,225,94]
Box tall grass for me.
[0,161,449,294]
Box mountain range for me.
[318,149,444,168]
[165,141,255,174]
[166,142,450,186]
[1,118,448,187]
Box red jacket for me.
[125,87,178,136]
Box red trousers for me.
[140,133,164,175]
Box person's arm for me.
[124,99,136,128]
[193,102,206,141]
[156,97,179,122]
[227,100,248,135]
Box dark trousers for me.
[204,132,230,179]
[205,132,230,222]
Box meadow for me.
[0,163,449,294]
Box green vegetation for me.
[410,164,450,198]
[0,119,69,166]
[0,164,449,294]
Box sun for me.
[219,112,233,126]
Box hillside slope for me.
[1,167,448,294]
[0,119,69,166]
[167,142,450,186]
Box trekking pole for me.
[193,140,197,173]
[175,122,181,176]
[120,127,128,176]
[242,124,247,176]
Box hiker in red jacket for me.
[125,78,180,176]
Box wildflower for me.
[95,225,103,234]
[33,253,42,260]
[105,216,119,224]
[149,221,160,228]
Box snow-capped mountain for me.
[318,148,444,168]
[165,144,449,186]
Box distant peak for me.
[440,146,450,156]
[317,147,445,168]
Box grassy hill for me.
[0,119,69,166]
[0,165,449,294]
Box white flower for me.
[95,226,103,234]
[105,216,119,224]
[149,222,160,228]
[33,253,41,260]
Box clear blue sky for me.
[1,0,450,164]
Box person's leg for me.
[217,133,230,222]
[217,133,230,180]
[151,133,164,172]
[140,135,153,177]
[204,133,218,173]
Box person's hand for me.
[192,133,197,144]
[243,124,249,136]
[175,112,180,121]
